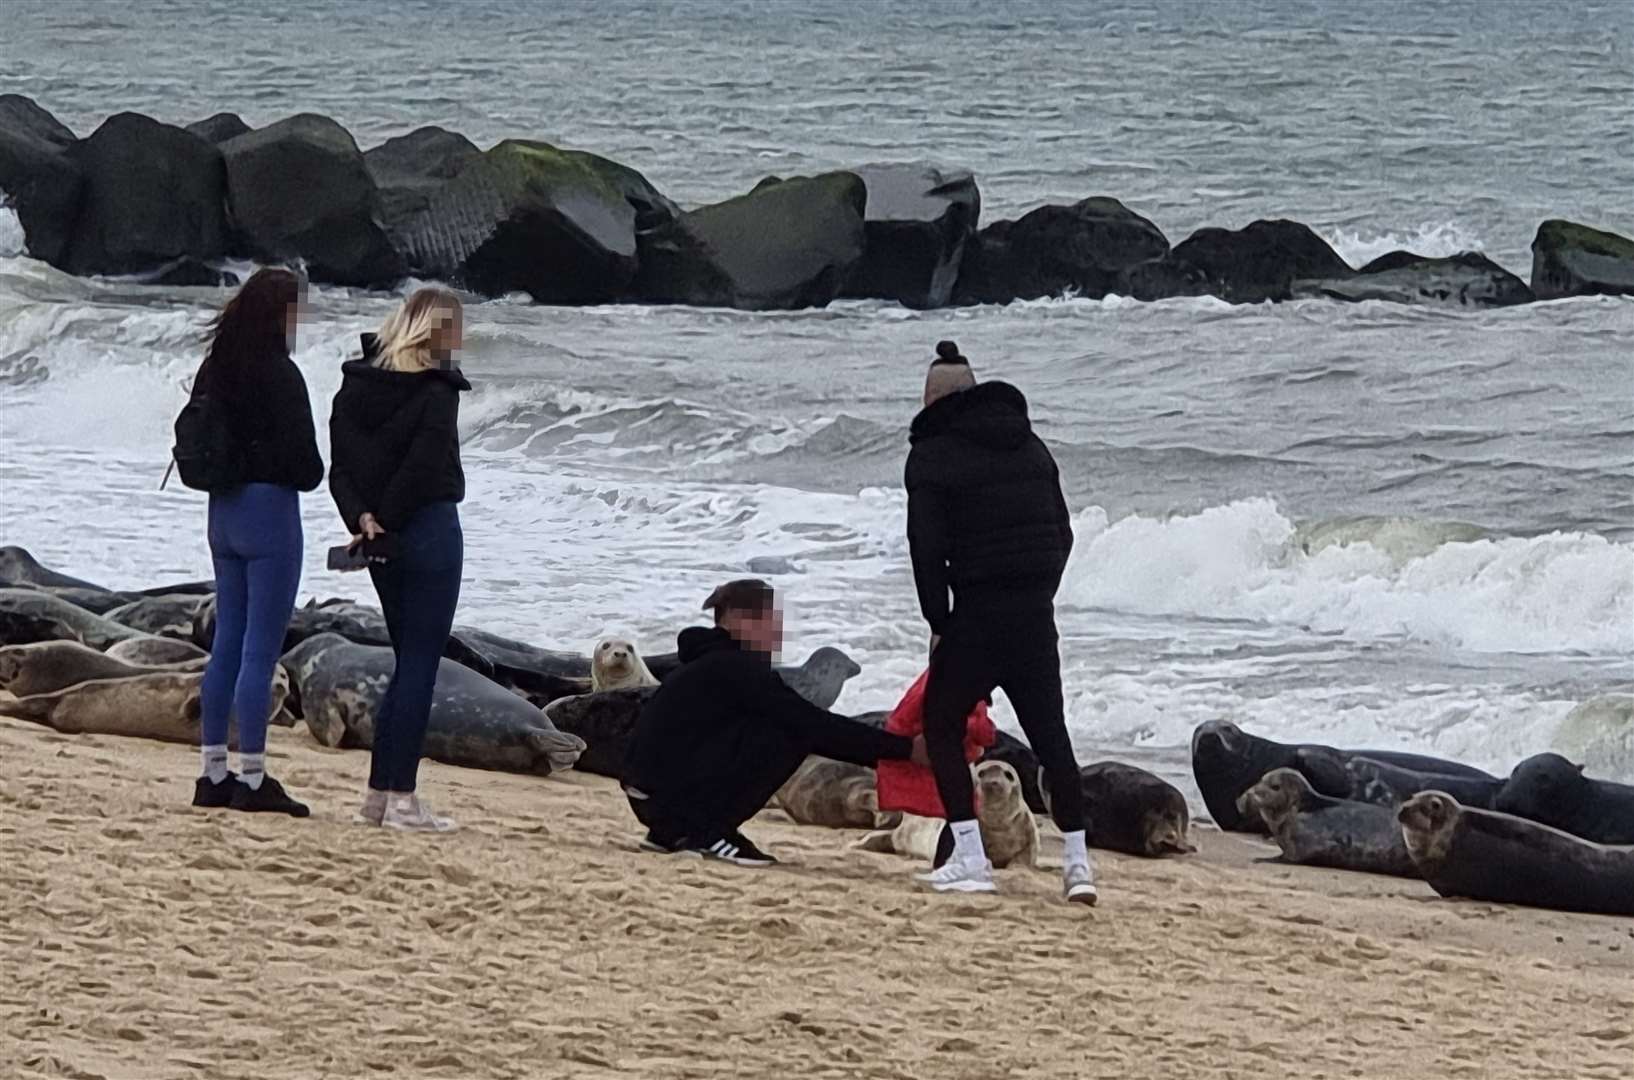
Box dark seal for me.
[1493,752,1634,845]
[1040,760,1194,856]
[1236,768,1417,878]
[1399,791,1634,917]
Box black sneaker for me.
[192,772,242,809]
[693,831,777,868]
[639,830,694,855]
[228,775,311,818]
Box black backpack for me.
[164,391,240,492]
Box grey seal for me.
[0,640,204,697]
[0,588,144,651]
[1236,768,1417,878]
[1042,760,1195,857]
[1493,752,1634,845]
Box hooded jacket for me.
[875,668,996,818]
[623,626,911,798]
[328,335,470,533]
[905,381,1074,634]
[192,348,324,492]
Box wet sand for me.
[3,708,1632,1080]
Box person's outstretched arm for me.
[749,669,913,768]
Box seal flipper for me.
[853,830,898,853]
[525,728,587,775]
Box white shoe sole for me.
[382,819,458,833]
[1066,885,1099,906]
[922,877,998,894]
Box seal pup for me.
[281,633,585,776]
[774,757,893,829]
[542,686,656,779]
[0,640,201,697]
[103,594,209,640]
[106,636,210,666]
[1398,791,1634,917]
[856,760,1039,870]
[1344,756,1503,810]
[1190,719,1495,833]
[1043,761,1194,857]
[0,588,144,651]
[590,636,660,693]
[980,729,1045,813]
[1236,768,1417,878]
[3,667,291,746]
[1493,752,1634,845]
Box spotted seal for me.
[1,667,292,745]
[774,757,892,829]
[281,633,585,776]
[1236,768,1417,878]
[0,640,203,697]
[1398,791,1634,917]
[0,588,144,651]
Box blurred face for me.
[720,602,784,659]
[283,300,304,351]
[431,304,463,362]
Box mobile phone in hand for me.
[326,543,369,572]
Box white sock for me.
[950,819,988,865]
[239,752,265,790]
[1063,829,1089,868]
[201,745,228,784]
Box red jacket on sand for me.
[875,669,996,817]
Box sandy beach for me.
[3,706,1632,1080]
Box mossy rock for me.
[1531,219,1634,300]
[392,138,674,302]
[633,172,867,310]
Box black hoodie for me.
[623,626,911,798]
[904,380,1074,634]
[328,335,471,533]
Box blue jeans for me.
[366,501,463,792]
[201,484,304,755]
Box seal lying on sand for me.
[1494,752,1634,844]
[282,633,585,776]
[1398,791,1634,917]
[542,687,655,778]
[0,588,144,651]
[590,637,659,692]
[543,648,866,777]
[1042,761,1194,857]
[104,594,209,640]
[1190,719,1494,832]
[856,760,1039,870]
[2,667,292,745]
[0,640,203,697]
[1345,756,1504,810]
[978,729,1046,813]
[774,757,893,829]
[106,636,209,666]
[1236,769,1417,878]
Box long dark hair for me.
[195,268,302,396]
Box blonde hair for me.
[374,287,463,373]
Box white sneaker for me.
[352,789,387,826]
[1063,860,1098,906]
[915,856,997,894]
[382,793,457,833]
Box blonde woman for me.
[329,287,470,832]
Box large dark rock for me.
[186,113,251,145]
[0,95,82,266]
[64,112,228,276]
[1124,219,1352,304]
[634,172,867,310]
[221,113,403,286]
[389,139,674,301]
[1530,219,1634,300]
[364,125,483,243]
[953,196,1169,305]
[1292,250,1534,308]
[842,163,980,309]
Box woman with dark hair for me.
[189,267,323,816]
[330,287,469,832]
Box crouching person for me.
[623,579,928,866]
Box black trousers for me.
[628,712,886,846]
[923,605,1086,835]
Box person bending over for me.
[905,340,1096,904]
[623,579,928,866]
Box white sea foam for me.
[0,203,25,258]
[1323,221,1486,269]
[1061,498,1634,655]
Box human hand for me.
[359,513,385,540]
[909,735,931,769]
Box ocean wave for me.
[1060,497,1633,654]
[1322,221,1486,269]
[1552,693,1634,781]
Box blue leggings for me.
[201,484,303,755]
[366,501,463,792]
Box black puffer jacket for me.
[328,335,470,533]
[623,627,910,798]
[193,349,324,492]
[904,381,1073,633]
